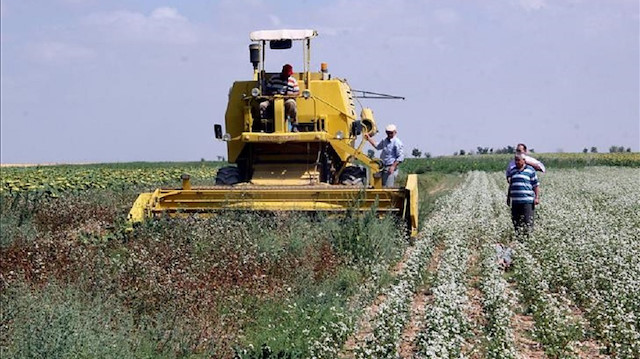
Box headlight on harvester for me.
[335,130,344,140]
[222,133,231,141]
[251,87,261,97]
[302,89,311,99]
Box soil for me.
[506,283,547,358]
[397,244,444,358]
[462,251,487,359]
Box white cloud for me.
[83,7,198,45]
[26,41,96,65]
[518,0,547,11]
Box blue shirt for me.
[375,137,404,166]
[507,165,539,204]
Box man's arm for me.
[363,133,377,147]
[505,162,515,183]
[505,160,515,182]
[525,155,545,173]
[287,77,300,96]
[531,171,540,205]
[395,139,405,163]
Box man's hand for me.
[363,132,377,147]
[534,196,540,205]
[506,196,511,206]
[389,163,397,173]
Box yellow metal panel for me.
[251,163,319,185]
[128,192,154,223]
[404,174,419,237]
[273,98,286,132]
[297,80,354,134]
[241,131,328,143]
[225,81,257,162]
[142,186,404,212]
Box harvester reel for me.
[339,166,366,186]
[215,166,241,185]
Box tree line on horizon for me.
[406,145,634,158]
[215,145,635,163]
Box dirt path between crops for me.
[462,247,487,359]
[397,244,444,358]
[570,302,609,358]
[339,294,386,358]
[507,274,608,358]
[338,245,416,358]
[506,282,547,358]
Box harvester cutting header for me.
[129,29,419,236]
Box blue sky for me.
[1,0,638,163]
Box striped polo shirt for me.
[507,165,539,204]
[266,74,299,95]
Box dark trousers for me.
[511,202,534,235]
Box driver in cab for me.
[260,64,300,131]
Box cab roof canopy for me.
[250,29,318,41]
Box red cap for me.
[282,64,293,76]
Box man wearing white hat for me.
[364,124,405,187]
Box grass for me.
[401,152,640,174]
[1,283,168,358]
[0,188,412,358]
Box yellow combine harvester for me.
[129,29,419,236]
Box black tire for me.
[339,166,366,186]
[215,166,241,185]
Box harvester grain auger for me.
[128,29,419,237]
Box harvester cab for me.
[129,29,419,237]
[214,29,387,188]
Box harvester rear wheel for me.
[339,166,366,186]
[215,166,241,185]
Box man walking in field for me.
[506,153,540,235]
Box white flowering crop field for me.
[512,167,640,358]
[330,167,639,359]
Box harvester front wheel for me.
[339,166,366,186]
[215,166,241,185]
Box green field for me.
[402,152,640,174]
[1,154,639,358]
